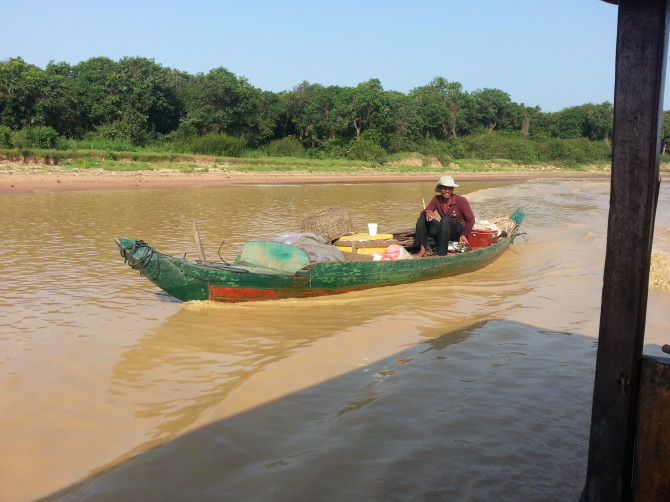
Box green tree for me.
[75,57,183,144]
[38,61,82,137]
[310,85,345,143]
[284,82,327,147]
[551,106,588,139]
[582,102,613,141]
[70,57,121,130]
[470,88,513,132]
[332,79,392,142]
[117,57,183,136]
[410,77,474,139]
[0,57,48,129]
[496,101,530,133]
[283,82,348,148]
[0,56,621,154]
[177,67,262,144]
[532,103,612,141]
[385,90,420,152]
[257,90,289,141]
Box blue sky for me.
[1,0,638,112]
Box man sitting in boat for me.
[414,175,475,257]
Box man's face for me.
[439,186,454,196]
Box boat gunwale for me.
[117,227,519,279]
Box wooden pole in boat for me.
[581,1,668,500]
[192,221,207,262]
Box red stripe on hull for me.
[209,286,282,301]
[209,285,358,302]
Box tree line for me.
[0,56,635,165]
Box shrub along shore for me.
[0,147,639,195]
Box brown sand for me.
[0,163,618,194]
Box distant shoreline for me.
[0,164,623,194]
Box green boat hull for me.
[116,209,524,303]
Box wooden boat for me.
[115,208,524,303]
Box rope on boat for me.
[511,230,527,244]
[183,263,251,275]
[120,240,251,276]
[217,240,231,265]
[119,240,162,274]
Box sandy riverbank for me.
[0,163,619,194]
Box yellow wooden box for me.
[334,233,397,255]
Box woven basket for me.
[301,207,353,242]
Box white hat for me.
[434,175,459,192]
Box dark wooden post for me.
[581,1,668,501]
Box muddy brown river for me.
[1,179,668,501]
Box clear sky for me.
[1,0,648,113]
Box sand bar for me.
[0,163,620,194]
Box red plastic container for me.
[468,229,498,249]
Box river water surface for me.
[1,179,669,501]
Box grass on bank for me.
[0,147,662,174]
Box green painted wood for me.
[509,208,525,225]
[236,240,310,273]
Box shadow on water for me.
[43,319,600,502]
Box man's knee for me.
[440,218,455,232]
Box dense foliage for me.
[0,55,644,165]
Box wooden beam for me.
[632,356,670,500]
[581,1,668,501]
[192,221,207,262]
